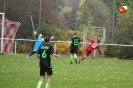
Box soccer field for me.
[0,54,133,88]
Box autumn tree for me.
[4,0,67,39]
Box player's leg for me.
[37,76,44,88]
[27,46,39,58]
[74,54,78,63]
[81,54,87,60]
[45,67,53,88]
[27,51,36,58]
[37,67,45,88]
[78,54,87,64]
[70,54,74,64]
[73,48,78,64]
[70,47,74,64]
[78,50,91,64]
[45,75,51,88]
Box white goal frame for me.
[0,13,5,53]
[94,27,106,43]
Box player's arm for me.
[42,36,54,42]
[36,54,40,59]
[50,36,54,40]
[36,46,41,59]
[51,45,60,58]
[78,38,82,45]
[68,38,72,46]
[68,41,72,46]
[86,38,93,42]
[97,48,102,57]
[33,31,38,39]
[52,53,60,58]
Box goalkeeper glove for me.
[33,31,37,35]
[50,36,55,40]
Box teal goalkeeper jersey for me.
[33,36,43,52]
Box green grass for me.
[0,54,133,88]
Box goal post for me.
[94,27,106,43]
[0,13,5,53]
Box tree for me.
[59,7,72,28]
[77,0,112,43]
[41,0,68,30]
[5,0,40,38]
[115,11,133,44]
[104,11,133,59]
[4,0,67,39]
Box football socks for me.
[70,55,73,61]
[74,54,77,59]
[45,83,50,88]
[37,81,43,88]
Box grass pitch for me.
[0,54,133,88]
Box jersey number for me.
[42,50,47,58]
[74,39,79,46]
[91,43,98,48]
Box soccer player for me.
[27,31,54,59]
[78,38,102,64]
[36,36,60,88]
[68,32,80,64]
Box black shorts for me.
[70,47,78,54]
[40,66,53,76]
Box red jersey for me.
[86,39,100,51]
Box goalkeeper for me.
[27,31,54,59]
[78,38,102,64]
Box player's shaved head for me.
[97,40,100,43]
[74,32,77,35]
[44,36,50,42]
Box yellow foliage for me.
[67,30,83,39]
[68,30,74,36]
[56,42,69,53]
[56,41,84,54]
[79,46,85,53]
[79,0,86,8]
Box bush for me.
[15,40,85,54]
[56,41,85,54]
[104,45,133,59]
[16,42,33,53]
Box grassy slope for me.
[0,54,133,88]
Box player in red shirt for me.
[78,38,102,64]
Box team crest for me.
[118,2,127,14]
[114,0,132,16]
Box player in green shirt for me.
[68,32,80,64]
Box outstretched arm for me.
[50,36,54,40]
[42,36,54,42]
[52,53,60,58]
[86,38,93,42]
[68,41,72,46]
[97,49,102,57]
[33,31,38,39]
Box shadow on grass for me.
[0,53,5,55]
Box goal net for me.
[0,13,21,53]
